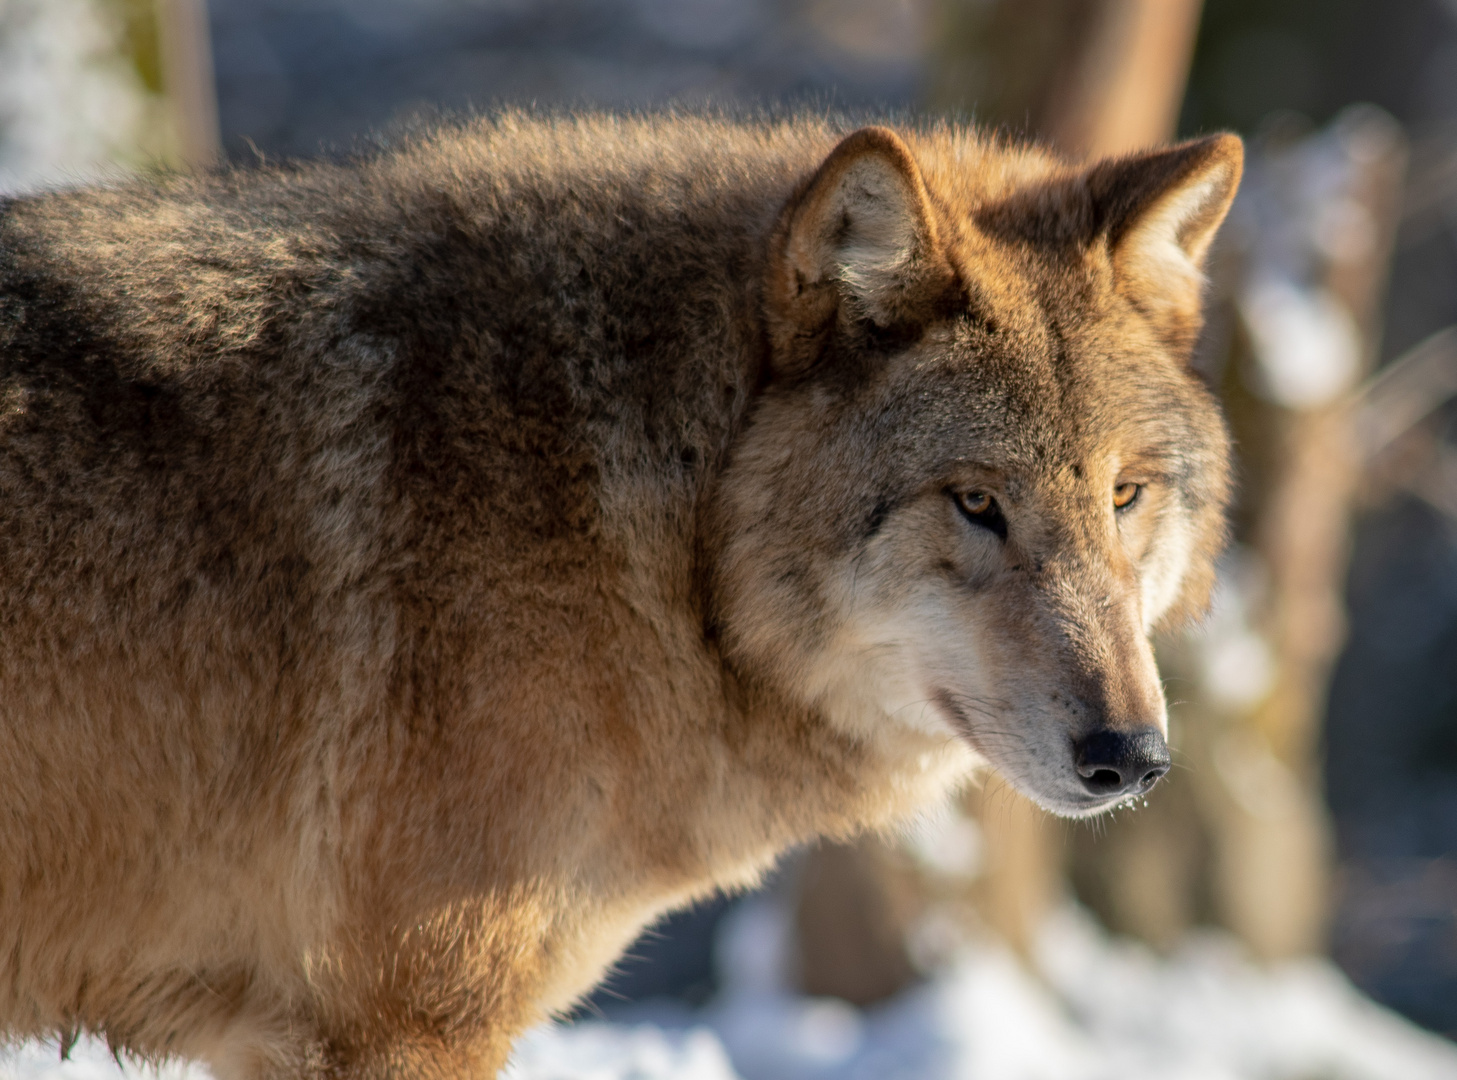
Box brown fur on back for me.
[0,112,1238,1077]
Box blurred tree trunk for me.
[156,0,220,168]
[795,837,920,1006]
[926,0,1202,157]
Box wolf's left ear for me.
[767,127,956,376]
[1088,133,1243,353]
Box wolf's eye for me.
[954,490,1008,540]
[1113,482,1140,510]
[959,491,992,515]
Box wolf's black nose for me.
[1074,729,1171,797]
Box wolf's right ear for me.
[1087,133,1243,354]
[766,127,956,377]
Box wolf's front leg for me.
[201,993,532,1080]
[203,906,546,1080]
[203,1024,519,1080]
[311,1031,517,1080]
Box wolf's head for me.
[709,125,1240,817]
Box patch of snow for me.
[0,1040,204,1080]
[610,902,1457,1080]
[5,904,1457,1080]
[1240,276,1362,409]
[503,1024,741,1080]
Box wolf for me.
[0,112,1239,1077]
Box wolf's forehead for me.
[932,259,1196,440]
[897,321,1201,476]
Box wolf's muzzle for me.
[1074,729,1171,798]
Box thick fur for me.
[0,113,1240,1078]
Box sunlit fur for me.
[0,112,1238,1078]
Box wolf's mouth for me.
[930,687,1156,819]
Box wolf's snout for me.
[1074,729,1171,798]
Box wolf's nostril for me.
[1140,765,1169,787]
[1085,767,1124,794]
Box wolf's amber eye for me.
[958,491,992,515]
[953,489,1008,540]
[1113,482,1140,510]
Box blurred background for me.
[3,0,1457,1075]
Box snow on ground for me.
[5,903,1455,1080]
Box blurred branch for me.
[1398,136,1457,247]
[1358,326,1457,523]
[1357,326,1457,463]
[1042,0,1205,158]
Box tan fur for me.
[0,113,1240,1077]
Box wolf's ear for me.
[1087,133,1243,353]
[767,126,956,376]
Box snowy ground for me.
[6,903,1456,1080]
